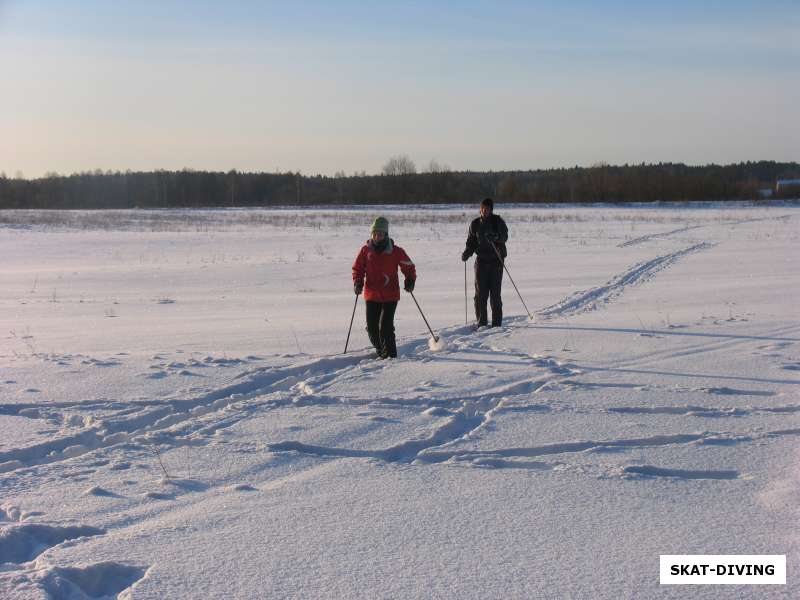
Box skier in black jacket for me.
[461,198,508,327]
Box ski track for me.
[269,322,799,473]
[618,224,705,247]
[580,322,800,381]
[616,213,794,247]
[9,317,787,489]
[537,242,713,318]
[0,352,377,474]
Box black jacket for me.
[463,214,508,262]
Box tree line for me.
[1,161,798,209]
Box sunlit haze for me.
[1,0,797,178]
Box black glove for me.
[354,281,363,295]
[461,250,471,262]
[404,278,415,293]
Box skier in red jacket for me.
[352,217,416,359]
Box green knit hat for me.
[371,216,389,234]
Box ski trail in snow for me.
[269,409,484,462]
[269,373,557,464]
[2,291,794,507]
[263,319,800,471]
[618,224,705,247]
[537,242,713,318]
[269,415,800,471]
[268,336,593,465]
[617,214,795,247]
[414,427,800,465]
[2,345,452,477]
[585,322,800,378]
[0,352,377,474]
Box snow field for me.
[1,204,798,598]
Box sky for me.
[1,0,798,178]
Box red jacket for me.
[352,239,416,302]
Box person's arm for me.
[398,248,416,284]
[497,216,508,243]
[352,247,366,294]
[462,221,478,260]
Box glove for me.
[461,250,470,262]
[354,281,363,295]
[404,278,415,293]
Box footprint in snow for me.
[367,415,399,423]
[81,358,121,367]
[161,478,209,492]
[109,462,132,471]
[0,523,105,563]
[470,457,552,470]
[418,381,445,388]
[228,483,258,492]
[177,370,203,377]
[623,465,739,480]
[0,504,38,522]
[423,407,453,417]
[38,562,148,599]
[142,491,174,501]
[144,371,169,379]
[84,486,121,498]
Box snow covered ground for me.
[1,204,798,599]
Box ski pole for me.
[343,293,359,354]
[464,260,468,325]
[409,291,439,343]
[489,242,533,320]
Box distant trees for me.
[382,155,416,176]
[381,155,417,203]
[1,161,798,209]
[423,159,450,174]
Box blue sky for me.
[1,1,797,177]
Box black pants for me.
[474,259,503,327]
[365,301,398,358]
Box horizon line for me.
[5,158,799,182]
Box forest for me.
[1,161,798,209]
